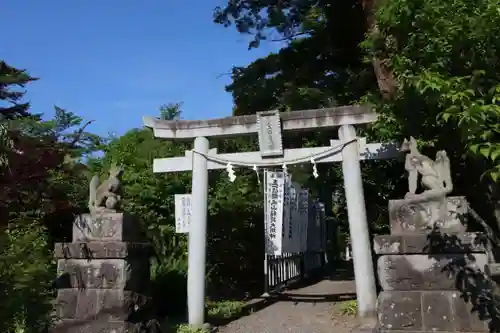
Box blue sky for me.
[1,1,282,136]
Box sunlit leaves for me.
[369,0,500,184]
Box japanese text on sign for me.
[174,194,192,233]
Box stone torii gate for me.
[143,106,399,328]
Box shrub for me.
[0,222,55,333]
[150,255,189,318]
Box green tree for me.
[362,0,500,227]
[213,0,394,115]
[0,106,102,332]
[0,60,38,119]
[0,60,102,333]
[160,102,183,120]
[213,0,402,243]
[212,0,500,241]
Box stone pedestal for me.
[374,196,491,332]
[52,212,152,333]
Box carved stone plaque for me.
[256,110,283,158]
[73,213,144,242]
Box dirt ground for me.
[217,279,359,333]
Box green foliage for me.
[0,59,102,332]
[174,324,209,333]
[87,127,191,316]
[0,222,55,333]
[335,300,358,317]
[213,0,500,238]
[214,0,373,115]
[213,0,399,241]
[89,125,264,319]
[160,102,183,120]
[366,0,500,166]
[360,0,500,227]
[1,108,102,226]
[0,60,38,119]
[161,300,245,333]
[207,300,245,319]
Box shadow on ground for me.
[208,261,356,327]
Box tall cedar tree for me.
[0,60,38,119]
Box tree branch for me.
[68,120,94,148]
[269,31,311,42]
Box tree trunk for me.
[361,0,397,98]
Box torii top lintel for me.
[142,105,377,140]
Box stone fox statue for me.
[401,137,453,199]
[88,164,124,212]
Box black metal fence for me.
[264,251,326,293]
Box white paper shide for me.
[175,194,192,233]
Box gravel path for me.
[217,279,359,333]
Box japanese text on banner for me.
[264,171,285,255]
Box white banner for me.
[264,171,285,255]
[290,182,301,253]
[298,189,309,253]
[318,202,326,251]
[174,194,192,233]
[282,173,292,252]
[312,200,321,252]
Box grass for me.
[207,299,246,320]
[334,300,358,316]
[162,299,247,333]
[175,324,210,333]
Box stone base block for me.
[73,212,145,242]
[373,233,487,255]
[51,319,134,333]
[350,326,378,333]
[56,258,150,290]
[389,196,467,235]
[377,291,489,332]
[377,253,488,291]
[55,288,149,321]
[378,331,488,333]
[54,241,152,259]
